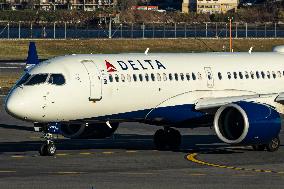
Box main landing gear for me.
[39,126,56,156]
[154,127,181,150]
[252,136,280,152]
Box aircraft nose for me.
[5,92,26,119]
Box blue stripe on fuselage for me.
[95,104,205,125]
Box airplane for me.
[4,42,284,156]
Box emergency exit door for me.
[81,60,102,101]
[204,67,214,88]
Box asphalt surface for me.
[0,61,25,73]
[1,64,284,189]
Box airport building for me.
[182,0,238,14]
[3,0,117,11]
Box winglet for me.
[26,42,39,69]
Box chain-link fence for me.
[0,22,283,39]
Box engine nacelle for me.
[214,102,281,145]
[60,123,119,139]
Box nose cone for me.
[5,91,27,120]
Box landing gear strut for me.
[154,127,181,150]
[252,136,280,152]
[39,125,56,156]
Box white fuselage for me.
[5,52,284,125]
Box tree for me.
[117,0,143,10]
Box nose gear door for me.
[81,60,102,101]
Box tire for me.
[39,143,48,156]
[46,143,56,156]
[154,129,167,150]
[266,136,280,152]
[252,145,266,151]
[167,128,181,150]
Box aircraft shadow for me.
[0,123,248,155]
[0,133,241,155]
[0,124,33,131]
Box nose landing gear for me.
[39,126,56,156]
[154,127,181,150]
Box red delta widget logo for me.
[105,59,166,72]
[105,60,117,72]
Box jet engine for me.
[60,123,119,139]
[214,102,281,145]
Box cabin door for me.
[204,67,214,88]
[81,60,102,101]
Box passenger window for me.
[48,74,66,85]
[115,74,119,82]
[244,71,249,79]
[277,71,281,78]
[151,73,155,81]
[163,73,167,81]
[139,74,143,81]
[250,71,254,79]
[186,73,190,80]
[121,74,125,82]
[133,74,137,82]
[239,72,243,79]
[25,74,48,86]
[169,73,173,81]
[174,73,179,81]
[227,72,231,80]
[17,73,31,86]
[180,73,184,81]
[267,71,271,79]
[256,71,260,79]
[192,73,196,80]
[127,74,131,82]
[109,74,113,82]
[272,71,276,79]
[145,73,149,82]
[233,72,237,79]
[261,71,265,79]
[218,72,222,80]
[157,73,161,81]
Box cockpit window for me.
[48,74,65,85]
[16,73,31,86]
[25,74,48,86]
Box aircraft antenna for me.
[249,47,253,54]
[106,121,112,129]
[145,48,149,55]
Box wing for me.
[195,94,260,111]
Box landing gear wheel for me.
[252,145,266,151]
[154,129,167,150]
[39,143,48,156]
[167,128,181,150]
[153,128,181,150]
[266,136,280,152]
[39,142,56,156]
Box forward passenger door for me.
[81,60,102,101]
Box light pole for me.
[228,17,233,52]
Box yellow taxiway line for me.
[187,153,284,175]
